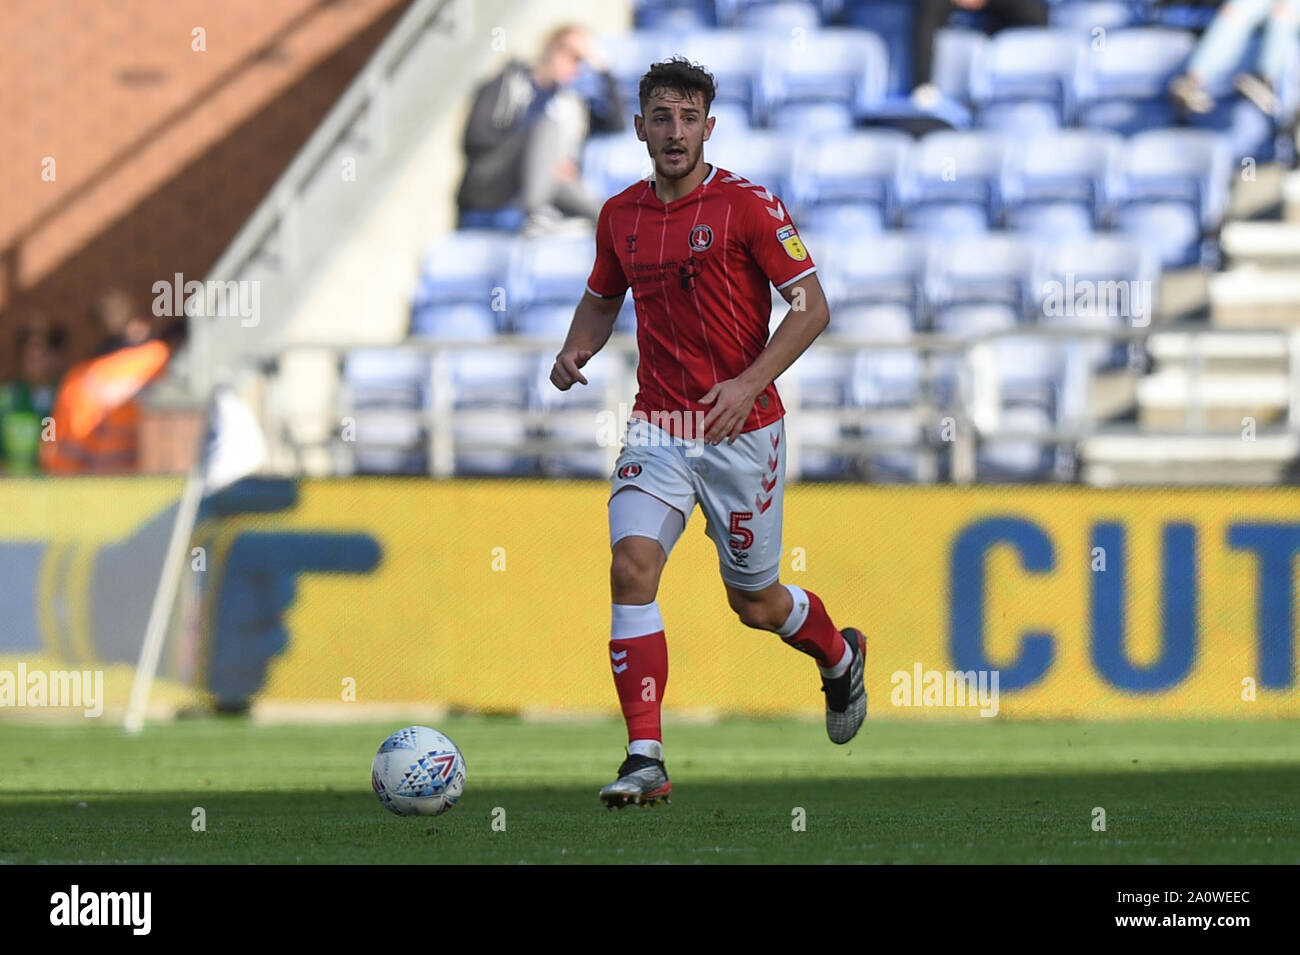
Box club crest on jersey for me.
[776,224,807,261]
[688,224,713,252]
[618,463,642,479]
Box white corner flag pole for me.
[124,458,208,735]
[124,385,267,734]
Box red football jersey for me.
[585,162,817,438]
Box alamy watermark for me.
[152,272,260,327]
[1041,273,1152,327]
[596,403,710,458]
[0,663,103,717]
[50,885,150,935]
[890,663,1000,717]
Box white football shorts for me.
[608,415,787,591]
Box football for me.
[371,725,467,816]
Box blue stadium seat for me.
[756,28,889,125]
[452,413,535,476]
[350,409,427,476]
[344,349,429,409]
[1032,233,1160,324]
[1114,128,1233,268]
[1114,202,1205,269]
[781,348,855,408]
[1000,129,1124,232]
[1145,2,1219,30]
[530,350,617,411]
[635,0,717,29]
[925,233,1037,315]
[818,231,927,317]
[447,348,533,409]
[539,414,610,478]
[672,30,766,120]
[860,414,925,483]
[827,302,913,341]
[1003,201,1096,236]
[769,99,856,132]
[509,236,599,313]
[736,0,822,32]
[582,132,653,202]
[704,100,754,136]
[977,403,1057,481]
[717,0,832,27]
[850,347,924,408]
[933,303,1018,339]
[707,129,797,196]
[991,336,1066,407]
[596,32,674,106]
[792,412,856,480]
[414,230,513,308]
[899,131,1010,231]
[970,28,1084,129]
[904,203,991,235]
[797,202,885,234]
[514,304,578,339]
[638,7,715,31]
[1075,27,1194,134]
[929,350,964,410]
[354,452,428,476]
[1048,1,1139,32]
[789,129,910,227]
[535,348,621,478]
[931,28,986,104]
[1188,96,1282,164]
[1042,301,1129,370]
[410,302,500,340]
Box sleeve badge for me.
[776,224,807,261]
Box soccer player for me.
[549,57,866,809]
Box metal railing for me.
[247,322,1300,482]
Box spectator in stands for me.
[0,316,66,475]
[1169,0,1300,117]
[93,287,152,356]
[455,25,625,235]
[42,297,184,476]
[911,0,1049,106]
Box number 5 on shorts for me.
[729,510,754,551]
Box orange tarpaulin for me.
[41,340,172,474]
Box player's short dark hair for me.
[639,56,716,115]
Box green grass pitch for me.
[1,717,1297,864]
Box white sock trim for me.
[776,584,810,639]
[611,601,664,640]
[628,739,663,760]
[818,637,852,679]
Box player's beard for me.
[654,141,701,182]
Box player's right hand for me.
[550,348,593,390]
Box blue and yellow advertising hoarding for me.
[1,479,1296,719]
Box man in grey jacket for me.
[456,25,626,232]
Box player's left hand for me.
[698,378,762,445]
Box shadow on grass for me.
[2,765,1297,864]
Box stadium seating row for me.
[342,336,1079,481]
[636,0,1218,35]
[582,125,1231,266]
[412,227,1160,347]
[595,24,1289,131]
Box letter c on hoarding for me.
[949,518,1054,689]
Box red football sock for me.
[781,589,847,668]
[610,631,668,744]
